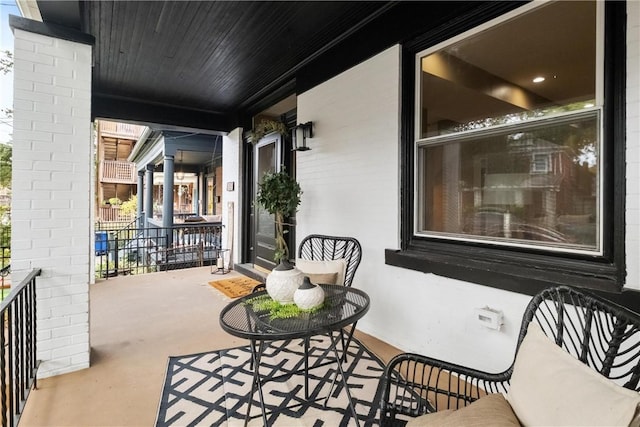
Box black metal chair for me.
[295,234,363,378]
[248,235,363,386]
[250,234,362,292]
[297,234,362,287]
[378,285,640,426]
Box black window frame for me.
[385,0,627,296]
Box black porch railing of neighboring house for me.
[1,268,41,427]
[94,220,224,279]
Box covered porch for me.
[5,1,639,424]
[19,268,400,425]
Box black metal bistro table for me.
[219,284,370,427]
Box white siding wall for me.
[626,1,640,290]
[12,29,92,378]
[297,3,640,372]
[297,46,529,372]
[222,128,242,267]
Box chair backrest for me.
[518,286,640,391]
[297,234,362,287]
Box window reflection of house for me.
[463,133,596,245]
[421,115,599,251]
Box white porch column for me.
[222,128,242,267]
[137,169,144,227]
[162,154,175,233]
[10,18,94,377]
[144,164,154,224]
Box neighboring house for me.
[460,135,595,246]
[127,128,223,228]
[8,0,640,380]
[95,120,145,222]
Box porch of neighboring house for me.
[19,267,401,426]
[93,217,224,279]
[96,120,145,224]
[93,124,226,278]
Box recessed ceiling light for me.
[532,76,545,83]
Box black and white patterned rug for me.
[155,336,385,426]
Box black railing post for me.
[0,268,41,427]
[31,278,37,391]
[113,235,119,276]
[7,304,14,427]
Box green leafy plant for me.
[0,144,11,188]
[256,168,302,263]
[248,119,288,143]
[245,295,324,320]
[120,195,137,216]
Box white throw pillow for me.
[508,322,640,426]
[295,258,347,286]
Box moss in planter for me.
[244,294,325,320]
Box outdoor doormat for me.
[208,276,262,299]
[155,336,384,426]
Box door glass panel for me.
[254,139,279,269]
[257,143,276,236]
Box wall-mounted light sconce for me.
[292,121,313,151]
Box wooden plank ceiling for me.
[37,1,393,131]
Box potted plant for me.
[256,168,302,263]
[256,168,303,303]
[248,119,288,143]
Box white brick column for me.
[11,23,93,377]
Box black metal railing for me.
[0,226,10,298]
[173,213,197,221]
[95,216,140,232]
[95,223,223,279]
[0,268,41,427]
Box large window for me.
[416,1,601,255]
[387,0,626,294]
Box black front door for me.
[253,133,282,271]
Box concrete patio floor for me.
[20,267,401,426]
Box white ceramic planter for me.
[266,260,304,303]
[294,276,325,310]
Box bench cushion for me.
[508,322,640,426]
[406,393,520,427]
[302,272,338,285]
[295,258,347,286]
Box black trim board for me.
[36,0,82,30]
[9,14,94,46]
[92,93,232,133]
[604,0,627,286]
[386,248,640,314]
[386,246,618,295]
